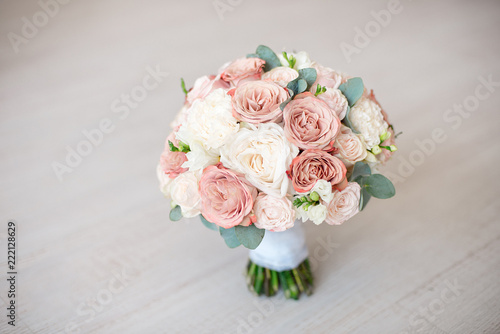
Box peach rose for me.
[199,163,258,229]
[334,125,367,165]
[325,182,361,225]
[315,88,348,120]
[220,57,265,86]
[312,63,342,89]
[231,80,289,124]
[283,92,341,150]
[186,75,230,105]
[159,149,188,179]
[253,193,295,232]
[262,67,299,87]
[288,149,347,193]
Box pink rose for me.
[199,163,258,229]
[333,125,367,165]
[220,57,265,87]
[288,149,347,193]
[253,193,295,232]
[159,149,188,179]
[314,88,348,120]
[312,63,342,89]
[283,92,341,150]
[231,80,289,123]
[325,182,361,225]
[262,67,299,87]
[187,75,230,105]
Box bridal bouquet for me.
[157,45,397,299]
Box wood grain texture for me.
[1,0,499,333]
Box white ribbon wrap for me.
[249,222,308,271]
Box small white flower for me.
[278,51,313,70]
[307,204,328,225]
[349,97,388,149]
[311,180,334,204]
[176,88,239,152]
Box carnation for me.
[176,89,239,152]
[349,96,388,149]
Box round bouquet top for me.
[158,45,397,249]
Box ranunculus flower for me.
[170,170,202,218]
[315,88,348,120]
[159,149,188,179]
[199,163,257,229]
[262,67,299,87]
[311,63,342,89]
[283,92,341,150]
[220,57,265,86]
[176,88,239,152]
[220,123,299,198]
[186,75,230,105]
[253,193,295,232]
[231,80,289,124]
[325,182,361,225]
[288,149,347,193]
[333,125,367,165]
[278,51,313,70]
[349,96,388,149]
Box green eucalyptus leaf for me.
[280,96,293,111]
[256,45,281,71]
[364,174,396,199]
[298,68,317,90]
[200,215,218,231]
[287,78,307,96]
[219,227,241,248]
[234,224,265,250]
[350,161,371,181]
[359,187,371,211]
[169,205,183,221]
[339,77,364,107]
[246,53,259,58]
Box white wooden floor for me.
[1,0,499,333]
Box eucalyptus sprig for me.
[282,51,296,69]
[168,140,190,153]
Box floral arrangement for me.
[157,45,397,299]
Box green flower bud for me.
[380,131,391,142]
[309,191,320,202]
[371,145,382,155]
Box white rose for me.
[169,171,202,218]
[262,67,299,87]
[182,141,220,172]
[157,164,173,198]
[334,125,367,165]
[278,51,313,70]
[307,204,328,225]
[253,193,295,232]
[220,123,299,197]
[349,97,388,149]
[176,88,239,152]
[325,182,361,225]
[316,88,348,120]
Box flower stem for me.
[245,258,313,300]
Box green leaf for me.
[350,161,371,181]
[169,205,183,221]
[200,215,218,231]
[168,140,179,152]
[178,141,190,153]
[219,227,241,248]
[256,45,281,72]
[342,106,360,134]
[235,224,265,250]
[280,96,293,111]
[287,78,307,96]
[180,78,188,97]
[246,53,259,58]
[359,187,371,211]
[339,77,364,107]
[298,68,317,90]
[363,174,396,199]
